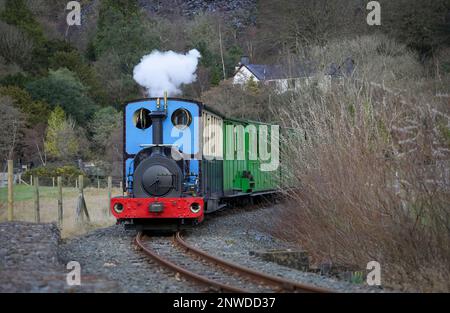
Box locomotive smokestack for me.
[151,94,167,148]
[151,112,165,146]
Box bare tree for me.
[0,21,34,66]
[0,96,24,164]
[255,0,366,59]
[218,22,226,80]
[22,124,48,166]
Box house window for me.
[267,80,276,87]
[288,79,296,89]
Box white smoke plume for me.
[133,49,201,97]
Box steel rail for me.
[135,232,248,293]
[175,232,331,293]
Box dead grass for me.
[0,187,121,238]
[266,36,450,292]
[273,82,450,291]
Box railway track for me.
[135,231,331,293]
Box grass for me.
[0,184,122,238]
[0,185,78,201]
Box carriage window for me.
[171,108,192,129]
[133,108,151,129]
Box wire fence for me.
[1,163,123,237]
[18,175,123,189]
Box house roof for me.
[243,63,314,81]
[238,57,355,81]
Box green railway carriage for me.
[222,118,281,194]
[200,106,281,211]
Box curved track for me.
[135,231,331,293]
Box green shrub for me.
[0,0,45,43]
[0,85,50,125]
[0,73,32,89]
[26,68,98,125]
[22,165,84,184]
[49,51,108,106]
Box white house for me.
[0,172,19,187]
[233,56,354,93]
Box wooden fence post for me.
[57,176,63,228]
[7,160,13,221]
[52,177,55,188]
[34,176,40,223]
[76,175,90,224]
[107,176,112,201]
[30,174,33,186]
[107,176,112,215]
[79,175,83,195]
[97,178,100,190]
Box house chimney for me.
[240,56,250,66]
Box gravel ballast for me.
[1,204,389,292]
[0,222,65,292]
[0,222,118,292]
[59,225,204,292]
[184,205,387,293]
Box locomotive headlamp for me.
[113,203,124,214]
[190,203,201,214]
